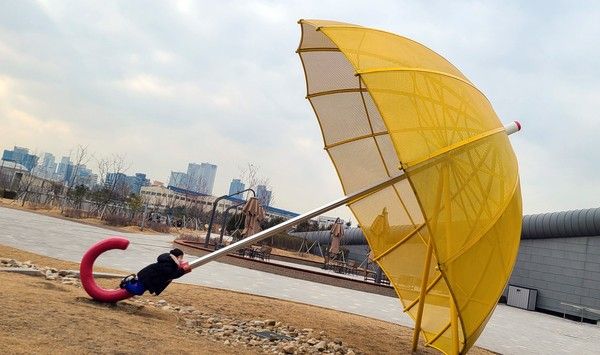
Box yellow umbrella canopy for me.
[297,19,522,354]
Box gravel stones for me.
[2,257,358,354]
[131,297,358,354]
[1,257,82,286]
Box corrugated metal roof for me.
[0,160,28,171]
[522,207,600,239]
[290,207,600,243]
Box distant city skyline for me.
[2,145,97,188]
[1,143,283,211]
[1,142,255,200]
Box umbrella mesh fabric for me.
[298,20,522,354]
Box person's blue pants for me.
[123,279,146,295]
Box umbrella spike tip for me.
[504,121,522,135]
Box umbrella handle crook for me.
[80,237,133,303]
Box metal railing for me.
[560,302,600,323]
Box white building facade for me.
[140,185,297,221]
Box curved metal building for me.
[292,207,600,322]
[521,207,600,239]
[510,207,600,323]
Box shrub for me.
[148,222,170,233]
[63,208,85,219]
[104,213,130,226]
[27,202,50,211]
[178,233,204,243]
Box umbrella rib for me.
[296,47,341,53]
[367,87,486,131]
[306,20,469,81]
[426,74,450,147]
[373,223,426,262]
[325,132,388,149]
[479,149,500,219]
[426,321,452,346]
[452,251,502,340]
[402,127,505,171]
[357,77,421,227]
[357,67,488,103]
[307,87,367,98]
[446,147,495,231]
[358,78,390,174]
[459,147,499,225]
[414,73,439,155]
[443,175,519,266]
[411,241,434,351]
[403,272,443,312]
[365,70,498,152]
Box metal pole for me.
[140,204,147,231]
[204,188,256,247]
[450,297,459,355]
[411,241,434,352]
[219,201,245,246]
[189,172,405,269]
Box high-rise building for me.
[256,184,272,207]
[1,150,13,161]
[1,146,39,171]
[228,179,245,198]
[31,152,56,179]
[168,171,189,190]
[104,173,129,192]
[71,165,97,188]
[187,162,217,195]
[129,173,150,194]
[40,153,56,171]
[56,156,72,182]
[106,172,150,195]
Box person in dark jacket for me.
[120,248,191,296]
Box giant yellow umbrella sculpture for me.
[84,19,522,354]
[297,20,522,354]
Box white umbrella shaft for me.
[189,173,405,269]
[188,122,521,270]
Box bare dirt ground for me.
[0,244,493,354]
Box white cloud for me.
[2,0,600,222]
[117,74,175,97]
[0,76,73,147]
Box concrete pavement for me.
[1,206,598,354]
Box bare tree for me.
[0,159,9,190]
[67,145,91,189]
[58,145,92,212]
[94,154,131,220]
[238,162,276,206]
[17,150,41,207]
[45,181,64,207]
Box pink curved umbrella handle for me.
[80,237,133,303]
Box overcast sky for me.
[1,1,599,222]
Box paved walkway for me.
[0,206,598,354]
